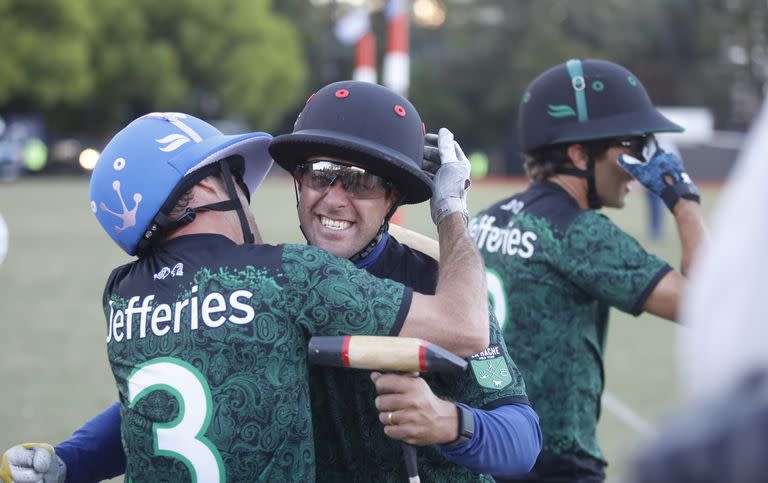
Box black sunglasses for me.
[295,160,391,199]
[608,135,651,161]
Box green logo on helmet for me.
[547,104,577,118]
[592,80,604,92]
[628,76,638,86]
[469,344,514,390]
[522,92,532,103]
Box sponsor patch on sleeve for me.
[469,344,514,390]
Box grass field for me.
[0,174,719,482]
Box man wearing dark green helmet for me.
[471,59,708,482]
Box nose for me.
[322,179,351,205]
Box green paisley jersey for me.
[311,235,530,482]
[103,234,410,482]
[470,181,671,463]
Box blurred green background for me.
[0,0,765,178]
[0,176,719,481]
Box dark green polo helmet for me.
[518,59,683,152]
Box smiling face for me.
[295,156,399,259]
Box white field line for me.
[601,391,654,436]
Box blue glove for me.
[618,137,700,211]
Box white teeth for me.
[320,216,351,230]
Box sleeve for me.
[438,403,542,477]
[428,314,529,409]
[281,245,412,337]
[55,402,126,483]
[559,212,671,315]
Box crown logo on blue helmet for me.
[89,112,273,256]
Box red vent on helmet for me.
[394,105,406,117]
[305,93,315,104]
[335,89,350,99]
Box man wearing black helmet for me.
[0,106,490,482]
[471,59,707,482]
[269,80,541,481]
[1,83,540,482]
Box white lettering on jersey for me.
[469,214,538,258]
[154,263,184,280]
[106,286,256,343]
[500,199,524,214]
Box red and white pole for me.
[334,7,376,83]
[383,0,410,98]
[353,30,377,84]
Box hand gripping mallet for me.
[308,336,468,483]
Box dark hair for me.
[523,139,614,181]
[167,172,233,222]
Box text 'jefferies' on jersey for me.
[106,285,256,343]
[469,214,537,259]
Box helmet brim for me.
[545,108,684,148]
[173,131,274,197]
[269,130,432,204]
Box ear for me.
[386,189,402,213]
[196,174,227,199]
[566,144,589,170]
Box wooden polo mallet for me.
[308,335,468,483]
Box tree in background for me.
[1,0,307,139]
[2,0,767,167]
[0,0,94,108]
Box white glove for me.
[428,128,471,226]
[0,444,66,483]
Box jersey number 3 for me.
[128,357,226,483]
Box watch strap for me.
[449,403,474,447]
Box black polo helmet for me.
[269,80,432,204]
[518,59,683,152]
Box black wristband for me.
[445,404,474,447]
[660,181,701,212]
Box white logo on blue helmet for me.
[90,111,273,256]
[100,180,142,233]
[156,134,192,152]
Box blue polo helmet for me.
[89,112,272,256]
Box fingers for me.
[437,128,458,164]
[423,145,440,163]
[452,138,469,165]
[370,372,420,395]
[618,153,645,167]
[642,135,660,160]
[29,445,54,474]
[2,446,41,483]
[8,467,42,483]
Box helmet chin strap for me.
[217,157,255,244]
[348,197,401,265]
[554,156,602,209]
[148,158,255,250]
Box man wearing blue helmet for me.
[1,83,541,482]
[1,110,491,482]
[471,60,708,482]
